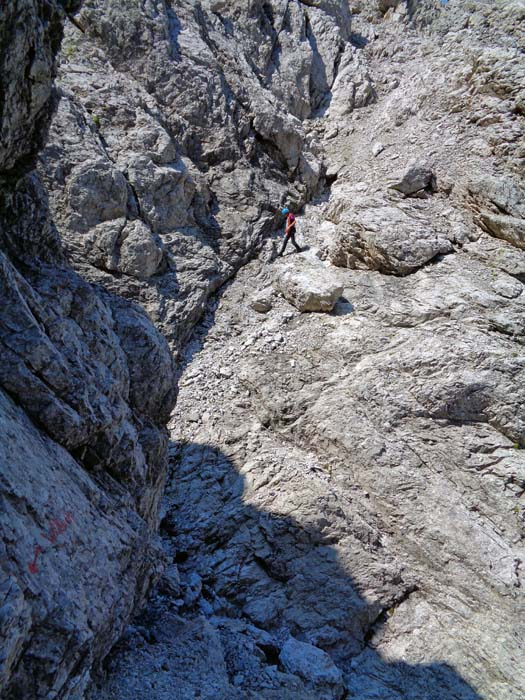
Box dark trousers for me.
[278,229,301,256]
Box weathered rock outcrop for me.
[465,175,525,250]
[37,0,363,354]
[0,2,174,698]
[324,188,458,275]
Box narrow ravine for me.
[87,4,525,699]
[91,184,524,700]
[3,2,523,700]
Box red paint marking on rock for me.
[27,512,75,574]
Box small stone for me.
[251,298,272,313]
[372,142,385,157]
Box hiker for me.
[278,208,303,257]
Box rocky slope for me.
[2,1,525,699]
[89,2,525,700]
[36,0,363,353]
[0,0,364,697]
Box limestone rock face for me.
[465,175,525,250]
[0,2,174,698]
[36,0,363,355]
[1,1,370,696]
[88,2,525,700]
[0,389,163,700]
[328,46,375,119]
[3,1,525,700]
[0,0,66,172]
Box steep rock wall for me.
[2,1,525,699]
[37,0,373,354]
[0,2,174,698]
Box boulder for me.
[327,201,454,275]
[479,213,525,250]
[274,262,343,312]
[118,220,164,278]
[158,564,181,598]
[390,161,437,196]
[280,637,345,700]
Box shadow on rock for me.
[331,295,354,316]
[116,441,483,700]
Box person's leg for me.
[291,231,302,252]
[278,235,290,256]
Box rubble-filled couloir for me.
[1,1,525,699]
[89,2,525,700]
[0,0,367,697]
